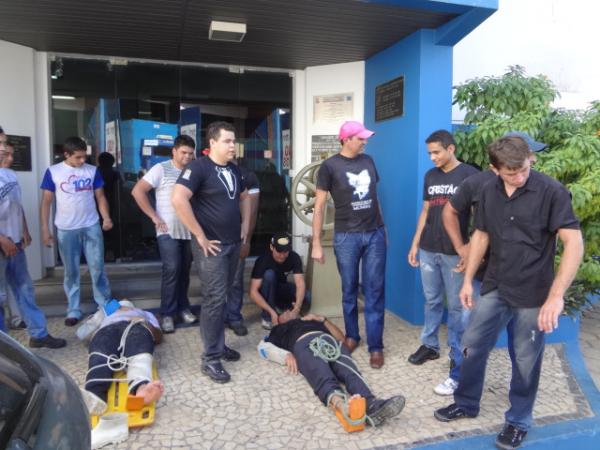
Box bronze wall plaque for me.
[375,76,404,122]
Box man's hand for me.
[0,236,18,257]
[42,230,54,247]
[102,218,113,231]
[270,310,279,326]
[408,244,419,267]
[538,295,564,333]
[311,243,325,264]
[22,230,32,248]
[285,354,298,375]
[240,242,251,259]
[453,244,470,273]
[152,216,168,233]
[459,282,474,309]
[195,235,221,257]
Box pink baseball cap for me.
[338,121,375,140]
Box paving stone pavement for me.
[580,302,600,390]
[7,302,596,449]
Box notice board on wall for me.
[375,76,404,122]
[7,134,32,172]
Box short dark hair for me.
[0,125,4,134]
[174,134,196,149]
[425,130,455,149]
[206,121,235,143]
[98,151,115,167]
[487,136,530,170]
[63,136,87,155]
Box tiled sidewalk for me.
[8,303,595,449]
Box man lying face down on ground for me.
[80,300,164,414]
[258,310,405,428]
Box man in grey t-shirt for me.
[132,135,197,333]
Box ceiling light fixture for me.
[209,20,246,43]
[52,95,76,100]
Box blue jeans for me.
[258,269,312,321]
[57,223,111,319]
[226,256,246,325]
[418,249,467,381]
[454,290,545,430]
[191,240,240,363]
[0,247,48,339]
[333,226,386,353]
[157,235,191,317]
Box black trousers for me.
[293,333,375,407]
[86,321,155,401]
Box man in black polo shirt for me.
[249,232,310,330]
[172,121,251,383]
[434,136,583,450]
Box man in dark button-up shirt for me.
[434,136,584,450]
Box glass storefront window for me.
[50,56,292,264]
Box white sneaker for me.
[91,412,129,449]
[261,319,273,330]
[434,377,458,396]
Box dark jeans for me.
[454,290,545,430]
[259,269,312,320]
[226,256,246,324]
[157,235,192,317]
[333,226,386,353]
[191,240,240,363]
[294,333,375,408]
[86,322,155,401]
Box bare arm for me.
[408,201,429,267]
[21,207,32,247]
[442,202,469,258]
[172,184,220,257]
[302,313,345,342]
[291,273,306,314]
[249,278,279,324]
[459,229,489,309]
[240,192,260,259]
[538,228,584,333]
[131,179,167,232]
[40,190,54,247]
[94,188,113,231]
[239,189,251,244]
[311,189,328,264]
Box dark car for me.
[0,332,90,449]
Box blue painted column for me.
[364,29,453,324]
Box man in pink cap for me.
[312,120,387,369]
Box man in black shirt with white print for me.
[173,121,251,384]
[434,135,583,450]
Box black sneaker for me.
[226,321,248,336]
[408,345,440,365]
[29,334,67,349]
[222,346,241,362]
[64,317,80,327]
[495,424,527,449]
[434,403,477,422]
[367,395,406,426]
[201,360,231,383]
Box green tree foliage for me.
[453,66,600,315]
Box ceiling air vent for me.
[209,21,246,43]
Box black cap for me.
[271,232,291,252]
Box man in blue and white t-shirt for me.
[132,134,197,333]
[40,136,113,326]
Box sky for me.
[452,0,600,120]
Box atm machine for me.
[119,119,178,184]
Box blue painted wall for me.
[365,29,453,324]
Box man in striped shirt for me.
[132,135,198,333]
